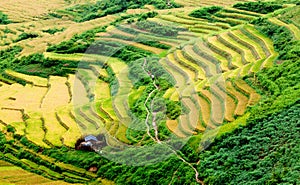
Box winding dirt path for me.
[142,58,204,184]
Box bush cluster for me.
[233,1,283,14]
[0,11,11,24]
[14,32,39,42]
[58,0,180,22]
[189,6,223,20]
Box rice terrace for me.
[0,0,299,184]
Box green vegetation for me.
[47,27,107,54]
[233,1,283,14]
[252,17,297,60]
[108,33,171,49]
[56,0,180,22]
[276,5,300,27]
[127,57,179,143]
[128,57,174,87]
[0,11,11,24]
[14,54,80,77]
[246,19,300,120]
[198,102,300,184]
[42,27,66,35]
[113,11,158,24]
[0,46,23,73]
[0,0,299,184]
[189,6,223,20]
[46,25,157,63]
[136,20,185,37]
[14,32,39,42]
[188,5,259,26]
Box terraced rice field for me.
[213,83,236,122]
[241,26,278,68]
[233,79,261,106]
[43,112,67,146]
[161,20,276,132]
[0,0,281,155]
[207,36,244,68]
[166,120,186,138]
[225,81,248,116]
[56,107,82,147]
[111,65,132,124]
[0,14,116,55]
[68,74,89,106]
[0,0,66,22]
[99,37,164,54]
[0,160,73,185]
[1,83,48,111]
[167,53,196,81]
[174,0,246,7]
[25,112,49,148]
[0,1,289,183]
[0,109,23,126]
[174,50,206,80]
[269,17,300,40]
[0,22,272,146]
[5,70,48,87]
[1,146,103,184]
[41,76,70,110]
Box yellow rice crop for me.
[126,9,149,14]
[234,79,260,106]
[166,120,178,134]
[101,99,119,121]
[0,109,23,124]
[0,0,67,21]
[200,89,224,124]
[5,70,48,87]
[170,90,180,101]
[94,80,111,101]
[56,107,82,147]
[115,123,130,143]
[166,120,188,138]
[213,84,236,122]
[25,112,49,148]
[0,160,73,185]
[167,53,196,81]
[68,74,89,107]
[207,36,244,68]
[231,29,266,59]
[226,81,248,116]
[163,88,175,99]
[4,84,48,111]
[175,50,206,80]
[41,76,69,110]
[44,52,108,63]
[219,32,257,63]
[43,111,67,146]
[90,65,109,78]
[16,15,117,56]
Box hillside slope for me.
[0,0,299,184]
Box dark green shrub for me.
[14,32,39,42]
[42,28,65,34]
[55,0,180,22]
[136,21,183,37]
[0,11,11,24]
[189,6,223,20]
[233,1,283,14]
[6,125,16,133]
[47,27,106,54]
